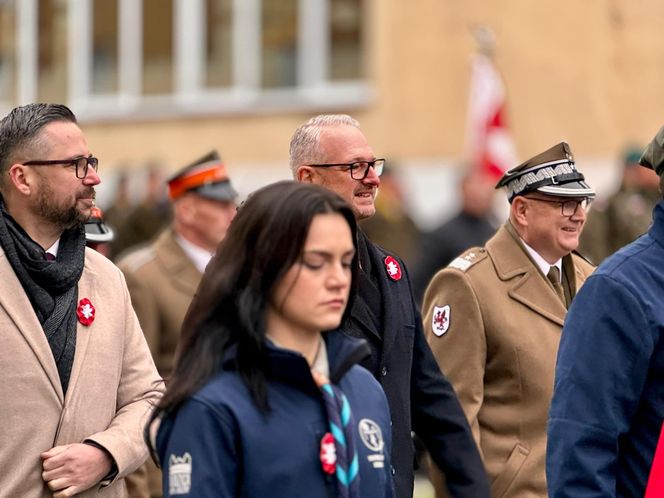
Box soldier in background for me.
[112,164,172,259]
[579,147,659,264]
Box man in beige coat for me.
[423,142,595,497]
[117,150,237,497]
[0,103,163,497]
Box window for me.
[7,0,369,120]
[330,0,363,81]
[37,0,67,103]
[205,0,233,88]
[91,0,119,94]
[142,0,173,95]
[261,0,297,88]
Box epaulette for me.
[118,246,156,273]
[447,247,488,272]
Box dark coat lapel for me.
[362,234,406,358]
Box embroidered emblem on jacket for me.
[168,452,192,495]
[358,418,385,468]
[432,305,451,336]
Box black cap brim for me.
[536,179,595,198]
[192,181,238,202]
[85,224,114,243]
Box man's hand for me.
[41,443,112,497]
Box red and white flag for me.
[464,52,518,179]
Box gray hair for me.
[288,114,360,177]
[0,103,78,189]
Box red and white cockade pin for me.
[384,255,402,281]
[76,298,95,326]
[320,432,337,475]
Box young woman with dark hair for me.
[148,180,393,498]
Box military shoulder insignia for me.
[448,249,486,272]
[431,305,451,336]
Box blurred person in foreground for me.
[579,146,660,264]
[412,168,497,303]
[359,163,421,266]
[0,103,163,497]
[117,150,237,497]
[291,114,490,498]
[422,142,595,497]
[547,128,664,496]
[151,181,394,497]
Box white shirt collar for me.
[174,234,212,274]
[46,239,60,258]
[520,238,562,281]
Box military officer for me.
[422,142,595,497]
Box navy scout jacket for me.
[157,331,394,498]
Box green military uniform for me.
[580,187,659,264]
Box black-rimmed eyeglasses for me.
[23,156,99,179]
[525,196,593,216]
[308,158,385,180]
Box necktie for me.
[547,266,566,307]
[318,380,360,498]
[45,252,56,261]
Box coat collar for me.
[356,231,404,357]
[0,246,102,406]
[223,330,370,395]
[486,222,567,326]
[153,229,202,296]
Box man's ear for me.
[296,166,316,184]
[174,195,196,224]
[8,164,32,196]
[510,196,529,227]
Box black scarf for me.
[0,202,85,394]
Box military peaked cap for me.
[496,142,595,202]
[167,150,238,201]
[85,206,114,243]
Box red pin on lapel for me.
[76,298,95,326]
[384,256,402,281]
